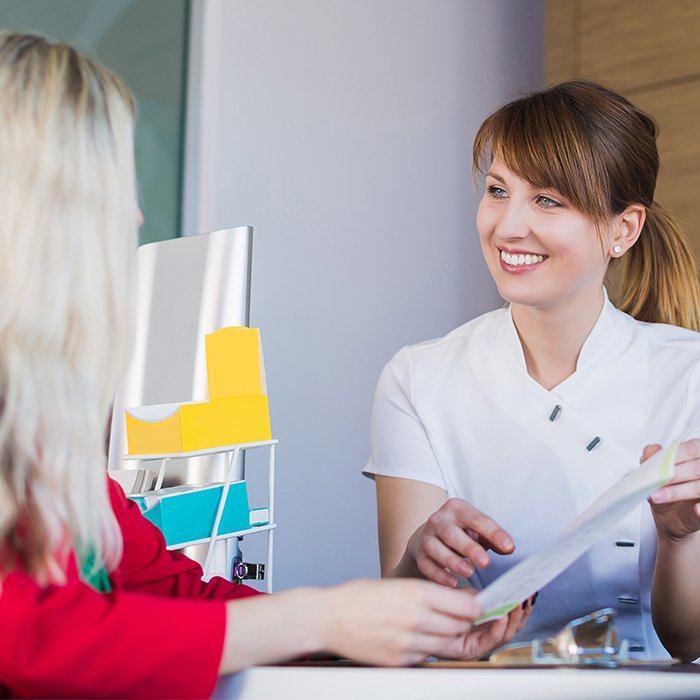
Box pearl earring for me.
[612,245,622,255]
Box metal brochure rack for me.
[123,439,277,593]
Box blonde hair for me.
[0,33,137,583]
[472,80,700,331]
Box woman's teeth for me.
[500,250,546,266]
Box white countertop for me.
[215,665,700,700]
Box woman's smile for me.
[498,246,548,274]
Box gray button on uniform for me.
[586,436,601,451]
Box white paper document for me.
[475,442,679,624]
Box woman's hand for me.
[646,439,700,662]
[319,578,483,666]
[440,595,535,660]
[645,439,700,541]
[220,578,484,673]
[405,498,515,587]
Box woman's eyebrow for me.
[486,171,507,184]
[486,171,562,195]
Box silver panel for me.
[108,226,253,486]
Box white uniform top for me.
[364,289,700,659]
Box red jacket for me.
[0,479,262,699]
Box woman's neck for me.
[510,286,606,390]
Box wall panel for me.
[633,82,700,263]
[546,0,700,275]
[578,0,700,93]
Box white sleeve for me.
[363,346,446,490]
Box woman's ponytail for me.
[613,202,700,331]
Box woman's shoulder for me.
[618,307,700,355]
[615,309,700,393]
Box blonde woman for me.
[367,81,700,662]
[0,33,536,698]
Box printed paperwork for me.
[475,442,679,624]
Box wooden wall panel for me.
[578,0,700,92]
[545,0,576,84]
[546,0,700,273]
[633,82,700,264]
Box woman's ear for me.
[609,204,646,257]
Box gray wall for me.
[184,0,543,589]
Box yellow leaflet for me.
[126,396,271,455]
[206,326,263,399]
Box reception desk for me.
[216,663,700,699]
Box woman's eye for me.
[486,186,561,207]
[487,185,507,198]
[536,195,561,208]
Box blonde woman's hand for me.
[319,578,483,666]
[646,439,700,541]
[441,594,536,660]
[406,498,515,587]
[219,579,535,674]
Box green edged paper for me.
[475,441,680,625]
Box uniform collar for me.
[499,287,620,376]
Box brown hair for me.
[472,80,700,331]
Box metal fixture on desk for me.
[489,608,630,667]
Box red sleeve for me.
[109,478,262,601]
[0,570,225,699]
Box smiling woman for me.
[472,81,700,329]
[367,80,700,663]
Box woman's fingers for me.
[504,604,527,639]
[423,523,489,576]
[642,439,700,469]
[478,616,509,649]
[640,443,663,463]
[415,553,458,587]
[323,579,485,667]
[394,588,484,661]
[658,457,700,486]
[417,609,475,636]
[448,500,515,554]
[482,598,534,647]
[644,440,700,506]
[675,438,700,464]
[405,633,461,660]
[476,604,528,654]
[415,500,515,591]
[651,479,700,504]
[414,499,515,595]
[423,584,483,620]
[423,535,474,576]
[438,523,492,569]
[444,595,537,662]
[383,632,454,666]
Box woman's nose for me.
[494,200,532,241]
